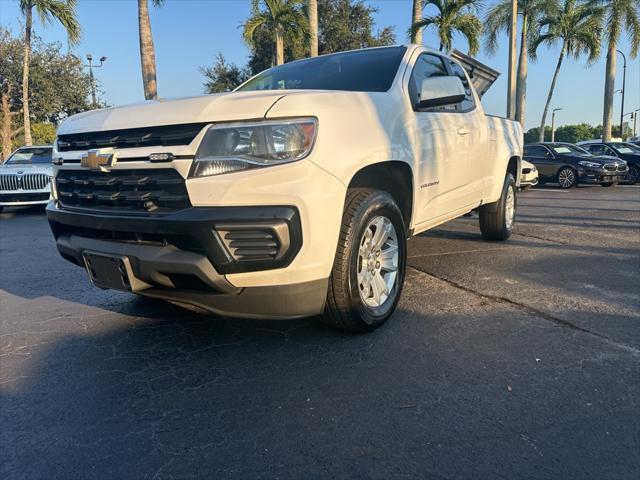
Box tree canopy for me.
[202,0,396,93]
[200,54,250,94]
[0,28,94,156]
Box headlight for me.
[578,161,602,168]
[191,118,318,177]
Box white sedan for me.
[0,146,53,211]
[520,159,538,190]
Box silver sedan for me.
[0,146,53,211]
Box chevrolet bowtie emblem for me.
[80,149,118,171]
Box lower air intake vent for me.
[216,222,290,263]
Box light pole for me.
[83,54,107,109]
[506,0,518,119]
[551,108,562,142]
[622,109,640,138]
[617,50,627,140]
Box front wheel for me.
[479,173,516,241]
[557,167,577,189]
[321,189,407,332]
[625,165,639,185]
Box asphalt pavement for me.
[1,184,639,479]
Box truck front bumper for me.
[47,202,328,319]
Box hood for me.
[521,160,535,169]
[58,91,289,134]
[0,163,53,174]
[556,153,622,165]
[589,155,626,165]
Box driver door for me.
[409,53,483,225]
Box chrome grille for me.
[55,168,190,213]
[57,122,208,151]
[22,173,50,190]
[618,164,627,172]
[0,173,50,191]
[0,174,19,191]
[604,164,617,172]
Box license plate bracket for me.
[83,252,133,291]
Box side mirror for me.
[417,76,466,109]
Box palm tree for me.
[309,0,318,57]
[409,0,483,55]
[138,0,163,100]
[485,0,551,127]
[599,0,640,142]
[530,0,603,142]
[244,0,309,66]
[20,0,80,146]
[411,0,423,44]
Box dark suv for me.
[579,142,640,185]
[523,143,628,188]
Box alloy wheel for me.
[357,216,399,308]
[558,168,575,188]
[505,185,515,230]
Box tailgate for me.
[450,49,500,99]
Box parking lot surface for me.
[1,185,639,479]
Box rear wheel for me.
[557,167,577,189]
[479,173,516,241]
[321,189,407,333]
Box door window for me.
[524,145,552,158]
[587,144,611,156]
[448,60,476,112]
[408,54,452,111]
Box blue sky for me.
[0,0,638,131]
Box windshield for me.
[4,147,52,165]
[552,144,592,155]
[621,142,640,151]
[612,143,638,154]
[236,46,407,93]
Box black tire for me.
[479,173,516,241]
[321,188,407,333]
[601,182,617,187]
[557,167,577,189]
[625,165,639,185]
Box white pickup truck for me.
[47,45,522,332]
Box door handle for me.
[457,127,470,136]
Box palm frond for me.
[409,16,437,38]
[483,0,511,56]
[243,13,269,46]
[32,0,81,45]
[453,12,483,55]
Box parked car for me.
[46,45,522,332]
[0,145,53,212]
[520,160,538,190]
[577,141,640,185]
[523,142,627,188]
